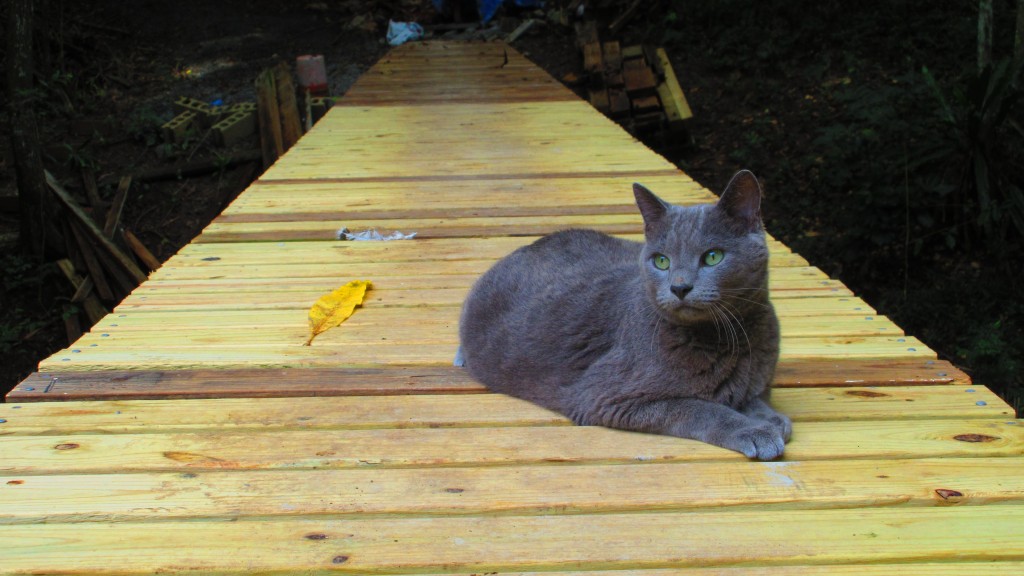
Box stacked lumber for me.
[577,22,692,133]
[588,43,692,132]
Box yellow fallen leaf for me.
[304,280,371,346]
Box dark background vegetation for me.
[2,0,1021,411]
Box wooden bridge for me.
[3,41,1023,573]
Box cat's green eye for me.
[652,253,671,270]
[702,249,725,266]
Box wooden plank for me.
[601,41,623,87]
[1,385,1008,431]
[37,312,898,348]
[255,64,285,168]
[159,237,805,268]
[588,87,610,112]
[102,175,131,238]
[655,47,694,123]
[1,507,1023,573]
[341,43,576,105]
[622,58,658,96]
[583,41,603,74]
[136,266,846,296]
[220,174,713,218]
[9,359,972,401]
[108,289,869,317]
[55,259,106,325]
[607,87,631,117]
[2,419,1019,474]
[121,229,161,272]
[34,334,935,372]
[274,61,302,151]
[146,252,812,283]
[257,103,681,181]
[631,94,662,114]
[4,457,1023,524]
[416,566,1024,576]
[44,170,148,285]
[118,266,849,296]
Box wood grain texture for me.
[2,508,1024,573]
[1,385,1007,431]
[7,40,1022,575]
[4,457,1023,523]
[10,359,970,401]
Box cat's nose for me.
[670,283,694,299]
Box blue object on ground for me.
[386,20,425,46]
[433,0,545,24]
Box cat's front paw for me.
[723,422,786,461]
[767,411,792,443]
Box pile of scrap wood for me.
[44,171,156,343]
[577,21,693,134]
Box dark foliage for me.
[650,0,1023,410]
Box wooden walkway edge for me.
[2,41,1022,574]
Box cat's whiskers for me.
[718,301,754,378]
[707,304,725,344]
[718,290,771,310]
[707,302,738,354]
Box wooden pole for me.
[256,68,284,168]
[274,62,303,152]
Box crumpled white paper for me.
[386,20,424,46]
[336,227,417,241]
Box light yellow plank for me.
[99,299,872,338]
[221,174,711,218]
[56,314,901,351]
[130,266,844,294]
[3,457,1022,524]
[200,213,652,242]
[260,106,680,181]
[411,565,1024,576]
[2,507,1023,573]
[0,386,1007,436]
[117,272,852,311]
[159,236,803,268]
[2,419,1019,474]
[39,331,932,372]
[147,255,812,286]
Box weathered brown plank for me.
[2,385,1006,428]
[7,358,968,401]
[9,358,969,402]
[9,358,971,402]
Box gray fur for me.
[458,171,790,460]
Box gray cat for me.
[456,171,790,460]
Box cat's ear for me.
[634,183,670,233]
[717,170,763,232]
